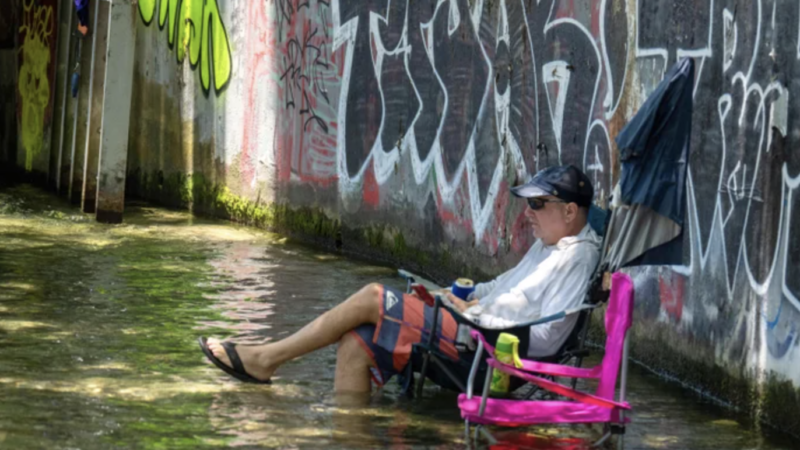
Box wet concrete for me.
[0,184,796,449]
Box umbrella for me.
[602,57,694,271]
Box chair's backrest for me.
[595,272,634,399]
[588,203,609,236]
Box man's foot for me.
[203,337,276,382]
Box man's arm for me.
[469,255,594,332]
[471,264,518,300]
[443,292,479,313]
[523,260,594,355]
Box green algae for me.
[126,170,342,246]
[1,184,799,449]
[0,185,474,449]
[0,186,245,448]
[126,169,487,284]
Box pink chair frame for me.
[458,272,635,449]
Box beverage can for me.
[451,278,475,300]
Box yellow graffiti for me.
[137,0,232,94]
[18,0,52,172]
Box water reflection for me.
[0,185,796,449]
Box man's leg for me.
[334,332,374,392]
[206,283,384,382]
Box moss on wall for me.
[342,221,494,285]
[126,169,341,246]
[125,169,496,285]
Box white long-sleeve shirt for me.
[462,224,601,357]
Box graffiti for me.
[176,0,800,395]
[17,0,53,171]
[277,0,333,133]
[272,0,339,184]
[328,0,622,242]
[636,0,797,360]
[254,0,800,378]
[659,272,685,322]
[137,0,232,94]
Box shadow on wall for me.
[0,0,19,172]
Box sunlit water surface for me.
[0,185,795,449]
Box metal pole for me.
[55,4,75,190]
[479,366,492,416]
[466,339,484,399]
[616,337,630,450]
[68,38,82,199]
[431,355,466,392]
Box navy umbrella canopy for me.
[602,58,694,271]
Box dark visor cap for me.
[510,165,594,208]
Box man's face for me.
[524,196,571,245]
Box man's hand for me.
[444,292,479,313]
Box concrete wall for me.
[63,0,800,436]
[0,0,21,172]
[15,0,59,182]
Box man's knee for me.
[337,333,371,365]
[354,283,384,320]
[359,283,384,301]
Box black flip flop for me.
[198,337,272,384]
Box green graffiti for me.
[137,0,232,94]
[18,0,53,171]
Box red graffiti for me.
[435,182,474,237]
[362,164,379,207]
[241,0,274,185]
[273,0,340,186]
[659,272,685,322]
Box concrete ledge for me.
[125,169,496,284]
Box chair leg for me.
[430,355,467,392]
[416,297,442,398]
[475,425,497,445]
[592,430,612,448]
[572,355,584,390]
[479,367,493,416]
[416,352,431,398]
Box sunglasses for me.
[526,197,566,210]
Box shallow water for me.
[0,184,795,450]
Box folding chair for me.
[399,204,610,398]
[458,272,634,449]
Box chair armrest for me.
[467,303,600,351]
[397,269,416,283]
[435,295,475,325]
[487,359,630,410]
[509,303,599,329]
[470,330,602,378]
[516,359,601,379]
[397,269,443,292]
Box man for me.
[199,165,601,393]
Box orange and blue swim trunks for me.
[350,284,467,388]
